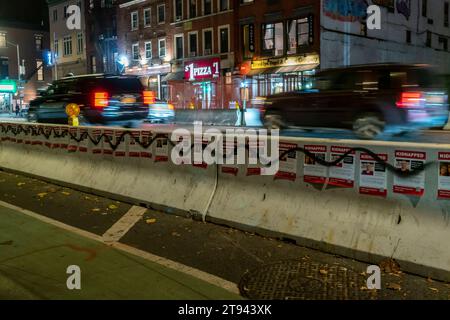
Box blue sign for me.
[43,50,55,67]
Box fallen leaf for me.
[146,218,157,224]
[17,182,26,187]
[386,283,402,291]
[171,232,181,237]
[108,204,118,210]
[319,269,328,275]
[427,277,434,283]
[61,191,71,196]
[429,287,439,293]
[91,208,101,212]
[37,192,48,198]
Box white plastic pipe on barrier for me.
[0,122,449,282]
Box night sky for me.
[0,0,49,29]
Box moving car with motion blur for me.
[147,99,175,124]
[28,74,151,127]
[261,64,449,139]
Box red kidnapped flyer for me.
[438,152,450,199]
[275,142,298,181]
[359,153,388,197]
[303,145,327,184]
[328,146,355,188]
[393,150,426,196]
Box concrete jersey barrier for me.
[0,122,449,282]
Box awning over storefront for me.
[246,63,319,76]
[161,72,185,82]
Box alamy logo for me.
[366,265,381,290]
[367,5,381,30]
[66,265,81,290]
[66,5,81,30]
[171,122,280,176]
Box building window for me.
[63,5,69,18]
[36,60,44,81]
[219,25,229,53]
[240,0,253,3]
[63,36,72,56]
[287,17,312,54]
[0,33,6,48]
[132,43,139,60]
[406,30,411,43]
[188,32,198,57]
[445,2,449,27]
[175,34,184,60]
[422,0,428,17]
[144,8,151,27]
[54,39,59,56]
[262,22,283,56]
[219,0,228,11]
[440,37,448,51]
[158,38,166,57]
[189,0,197,19]
[131,11,138,30]
[90,0,94,9]
[35,36,43,51]
[203,28,213,55]
[158,4,166,23]
[53,9,58,22]
[203,0,212,15]
[174,0,183,21]
[77,33,83,54]
[145,41,152,59]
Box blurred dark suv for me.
[28,74,150,127]
[262,64,449,139]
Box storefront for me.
[169,57,228,110]
[0,80,17,112]
[126,63,171,101]
[243,53,320,98]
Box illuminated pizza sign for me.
[184,58,220,81]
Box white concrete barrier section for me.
[0,123,449,281]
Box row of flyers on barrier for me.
[2,125,449,199]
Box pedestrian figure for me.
[15,104,20,117]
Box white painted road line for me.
[102,205,147,243]
[0,200,240,295]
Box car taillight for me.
[396,91,424,108]
[143,91,156,105]
[94,92,109,108]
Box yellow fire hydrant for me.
[65,103,80,126]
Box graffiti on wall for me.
[396,0,411,20]
[323,0,369,22]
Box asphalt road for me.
[0,170,449,300]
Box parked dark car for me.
[261,64,449,139]
[28,74,150,127]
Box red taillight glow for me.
[94,92,109,108]
[143,91,156,105]
[396,92,424,108]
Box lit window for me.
[0,33,6,48]
[36,60,44,81]
[63,36,72,56]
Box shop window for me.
[36,60,44,81]
[262,22,283,56]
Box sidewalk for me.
[0,204,241,300]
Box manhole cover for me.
[239,259,374,300]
